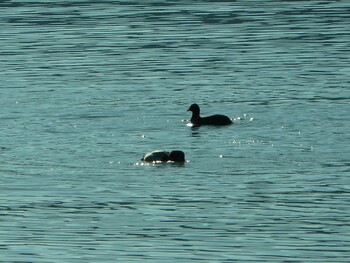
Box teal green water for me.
[1,1,350,262]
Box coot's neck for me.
[191,110,201,124]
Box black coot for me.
[187,103,232,127]
[141,150,186,163]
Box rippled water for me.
[1,1,350,262]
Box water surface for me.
[1,1,350,262]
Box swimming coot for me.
[187,103,232,127]
[141,150,186,163]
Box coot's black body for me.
[141,150,186,163]
[187,103,232,127]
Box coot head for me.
[187,103,200,114]
[168,150,186,162]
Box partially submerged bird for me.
[187,103,232,127]
[141,150,185,163]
